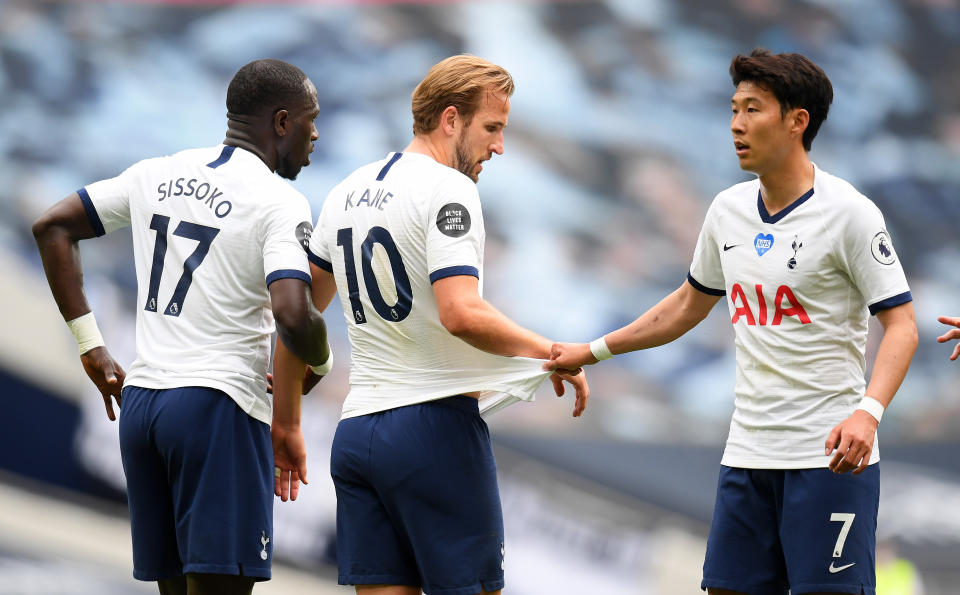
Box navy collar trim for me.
[757,187,814,224]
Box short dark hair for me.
[730,48,833,151]
[226,59,309,117]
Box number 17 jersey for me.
[80,145,313,425]
[309,152,548,419]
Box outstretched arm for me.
[547,280,721,371]
[825,302,917,475]
[33,193,126,421]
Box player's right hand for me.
[543,342,596,373]
[272,423,308,502]
[80,346,125,421]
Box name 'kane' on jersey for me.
[81,145,313,424]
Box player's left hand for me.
[272,423,308,502]
[549,369,590,417]
[825,410,878,475]
[266,366,323,396]
[936,315,960,361]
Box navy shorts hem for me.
[700,578,750,592]
[340,573,420,586]
[426,580,505,595]
[133,568,182,582]
[792,582,871,595]
[182,563,271,580]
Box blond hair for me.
[411,54,515,135]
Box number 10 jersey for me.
[309,152,548,419]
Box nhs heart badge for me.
[754,233,774,257]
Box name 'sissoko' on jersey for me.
[157,176,233,218]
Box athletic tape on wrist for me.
[309,348,333,376]
[589,337,613,361]
[66,311,105,355]
[857,396,885,423]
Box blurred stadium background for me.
[1,0,958,593]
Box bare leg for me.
[157,577,187,595]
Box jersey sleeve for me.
[837,198,911,314]
[262,191,313,287]
[425,174,485,283]
[80,164,140,236]
[687,197,726,295]
[307,190,334,273]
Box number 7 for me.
[829,512,855,558]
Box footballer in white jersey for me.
[688,163,911,469]
[33,59,330,589]
[82,144,313,424]
[273,55,588,595]
[547,49,917,595]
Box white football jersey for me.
[309,152,548,419]
[689,164,911,468]
[82,145,313,425]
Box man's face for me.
[454,90,509,183]
[277,80,320,181]
[730,81,797,176]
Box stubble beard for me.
[454,133,478,183]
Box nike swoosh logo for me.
[828,561,856,573]
[723,243,741,251]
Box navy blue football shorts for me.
[702,464,879,595]
[331,395,505,595]
[119,386,273,581]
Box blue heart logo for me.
[754,233,774,257]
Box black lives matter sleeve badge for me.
[436,203,471,238]
[296,221,314,252]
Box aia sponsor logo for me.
[729,283,811,325]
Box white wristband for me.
[309,348,333,376]
[589,337,613,361]
[66,311,105,355]
[857,396,885,423]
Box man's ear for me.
[791,107,809,138]
[439,105,459,137]
[274,109,289,137]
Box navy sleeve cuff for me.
[868,291,912,315]
[308,252,333,272]
[77,188,106,237]
[687,272,725,296]
[430,265,479,284]
[266,269,311,287]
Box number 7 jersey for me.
[309,152,548,419]
[80,145,313,425]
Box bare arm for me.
[269,277,329,366]
[272,264,338,500]
[825,301,918,475]
[432,274,589,416]
[432,274,552,358]
[33,193,126,420]
[547,280,721,370]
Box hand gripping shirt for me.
[308,152,549,419]
[688,164,911,468]
[81,145,313,425]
